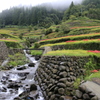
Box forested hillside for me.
[0,0,100,28]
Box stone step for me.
[82,81,100,99]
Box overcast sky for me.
[0,0,82,12]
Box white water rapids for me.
[0,50,44,100]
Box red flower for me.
[91,70,98,73]
[88,50,100,53]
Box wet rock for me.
[14,97,21,100]
[0,87,7,92]
[7,82,20,89]
[17,66,26,70]
[18,72,29,77]
[35,55,41,60]
[30,84,37,91]
[28,63,35,67]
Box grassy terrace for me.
[39,32,100,45]
[40,39,100,50]
[44,50,100,57]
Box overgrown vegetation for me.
[43,50,100,57]
[39,32,100,45]
[31,50,43,56]
[8,53,27,67]
[40,39,100,51]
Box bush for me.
[5,41,22,48]
[45,28,53,35]
[60,24,70,34]
[34,42,40,48]
[70,15,77,20]
[55,28,59,32]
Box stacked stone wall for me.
[0,42,9,64]
[35,56,90,100]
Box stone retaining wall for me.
[35,56,90,100]
[0,42,9,64]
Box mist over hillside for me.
[38,0,83,10]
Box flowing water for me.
[0,50,44,100]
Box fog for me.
[50,0,83,10]
[0,0,83,12]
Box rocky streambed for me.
[0,50,44,100]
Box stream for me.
[0,50,44,100]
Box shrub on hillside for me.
[34,42,40,48]
[60,24,70,34]
[45,28,53,35]
[5,41,22,48]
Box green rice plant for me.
[31,50,43,56]
[43,50,97,56]
[39,33,100,45]
[40,39,100,51]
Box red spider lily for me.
[91,70,98,73]
[66,40,76,42]
[88,50,100,53]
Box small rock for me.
[58,88,65,95]
[28,63,35,67]
[79,85,86,92]
[57,83,66,88]
[76,90,82,98]
[30,84,37,91]
[91,96,98,100]
[83,93,90,100]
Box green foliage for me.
[85,71,100,80]
[19,33,24,39]
[34,42,40,48]
[5,41,22,48]
[45,28,53,35]
[84,58,96,76]
[0,6,63,27]
[69,15,77,20]
[68,27,100,35]
[55,28,59,32]
[73,78,81,89]
[60,24,70,34]
[8,53,27,67]
[28,25,32,32]
[31,50,43,56]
